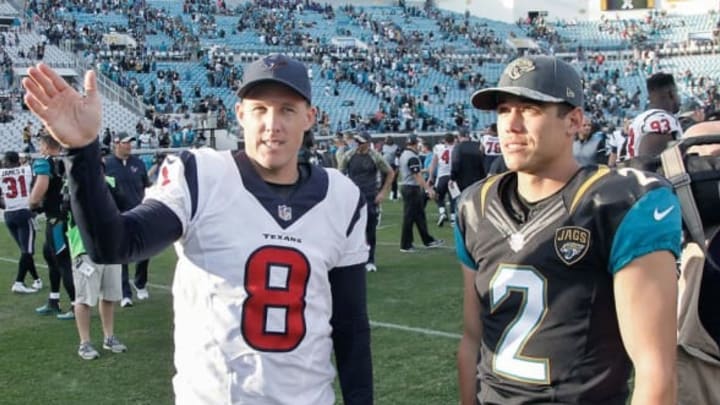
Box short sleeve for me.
[337,193,369,267]
[454,224,476,270]
[641,112,682,136]
[143,153,195,235]
[32,158,51,176]
[407,156,422,174]
[609,186,682,274]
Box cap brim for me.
[237,78,310,103]
[471,87,566,110]
[354,135,368,143]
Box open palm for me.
[22,63,102,148]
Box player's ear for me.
[303,105,317,131]
[566,107,583,139]
[235,102,244,127]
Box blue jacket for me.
[104,154,151,208]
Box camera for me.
[616,135,720,233]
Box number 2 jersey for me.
[454,166,682,404]
[146,149,369,405]
[0,165,32,211]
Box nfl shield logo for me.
[554,226,591,266]
[278,205,292,221]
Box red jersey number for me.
[242,246,311,352]
[649,118,672,134]
[441,149,450,164]
[2,175,29,199]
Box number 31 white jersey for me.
[0,165,32,211]
[145,148,368,405]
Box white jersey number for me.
[242,246,310,352]
[490,265,550,384]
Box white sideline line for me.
[370,321,461,339]
[0,256,460,339]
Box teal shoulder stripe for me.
[609,187,682,274]
[32,158,51,175]
[454,225,476,270]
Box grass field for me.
[0,201,463,405]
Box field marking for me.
[376,241,454,250]
[370,321,461,339]
[0,256,460,340]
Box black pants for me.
[365,197,378,264]
[43,221,74,301]
[5,209,38,283]
[434,175,455,214]
[122,259,150,299]
[400,185,434,249]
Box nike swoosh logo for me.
[653,206,675,221]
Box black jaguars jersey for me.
[455,165,682,404]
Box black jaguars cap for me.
[236,54,312,104]
[471,55,583,110]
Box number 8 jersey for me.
[454,166,682,404]
[146,149,368,405]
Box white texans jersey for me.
[480,134,501,156]
[145,149,368,405]
[433,143,454,178]
[623,109,682,160]
[0,165,32,211]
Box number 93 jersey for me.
[454,166,682,404]
[145,149,368,405]
[624,109,682,160]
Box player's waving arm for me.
[23,64,183,263]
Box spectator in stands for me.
[573,115,607,166]
[104,133,152,308]
[30,135,75,320]
[398,134,443,252]
[22,121,35,153]
[338,131,395,272]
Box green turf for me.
[0,201,463,405]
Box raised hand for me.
[22,63,102,149]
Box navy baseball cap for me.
[114,132,136,143]
[407,134,419,144]
[236,54,312,104]
[471,55,583,110]
[4,151,19,165]
[354,131,372,144]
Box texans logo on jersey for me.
[554,226,591,266]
